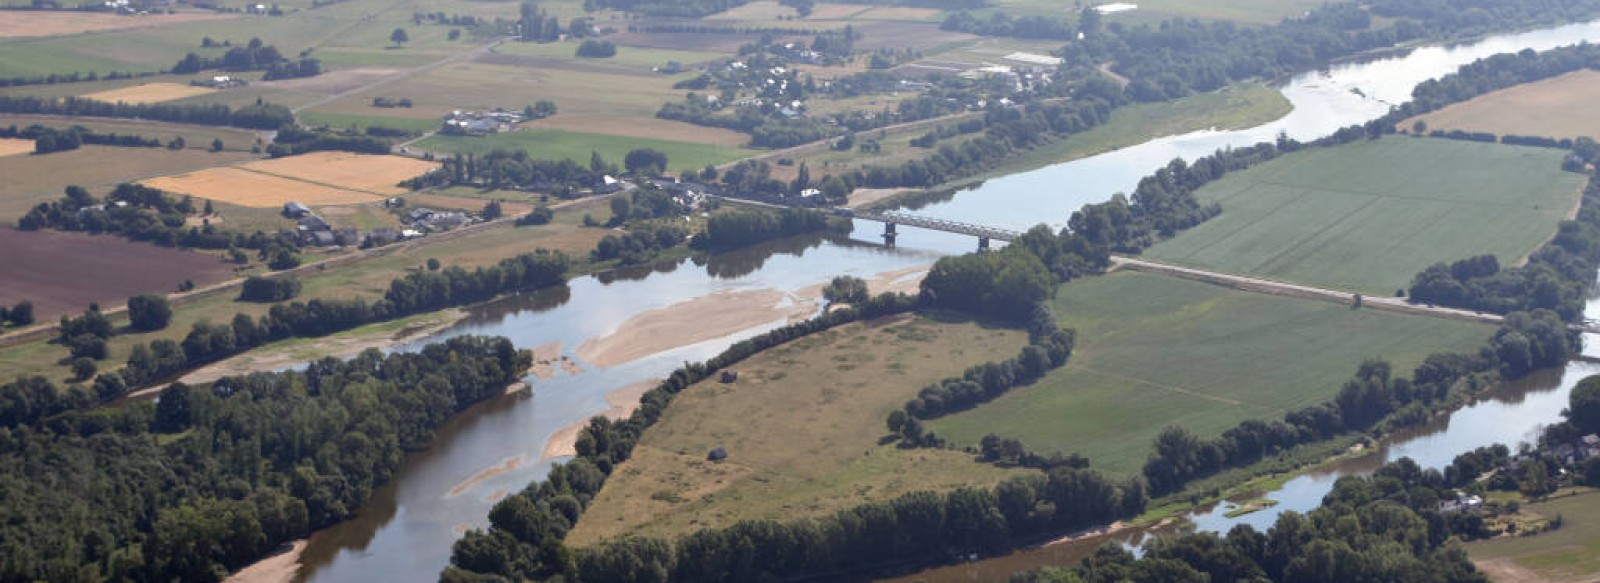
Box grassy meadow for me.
[567,313,1031,546]
[1144,137,1584,295]
[929,271,1492,475]
[1470,490,1600,583]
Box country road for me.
[1109,255,1509,326]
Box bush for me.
[127,294,172,331]
[576,39,617,58]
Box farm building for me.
[283,201,312,218]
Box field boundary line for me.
[1073,364,1274,412]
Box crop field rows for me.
[1145,137,1584,295]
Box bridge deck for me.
[854,211,1023,242]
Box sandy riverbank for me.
[448,455,526,498]
[541,380,658,460]
[225,540,306,583]
[576,289,802,367]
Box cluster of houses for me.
[403,207,471,231]
[281,201,480,249]
[199,75,247,89]
[440,110,522,136]
[283,202,358,247]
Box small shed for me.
[707,446,727,462]
[720,370,738,383]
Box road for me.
[1109,255,1508,326]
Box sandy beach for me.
[576,289,796,367]
[447,455,525,498]
[529,341,561,379]
[225,540,306,583]
[541,380,658,460]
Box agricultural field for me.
[1402,69,1600,141]
[0,115,263,150]
[238,151,439,195]
[0,138,32,158]
[142,167,384,208]
[568,313,1030,545]
[0,145,256,224]
[0,11,238,40]
[416,128,748,173]
[81,82,215,104]
[1471,490,1600,583]
[0,228,235,319]
[989,0,1324,24]
[929,271,1492,475]
[1144,137,1584,295]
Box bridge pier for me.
[883,222,897,246]
[978,237,990,252]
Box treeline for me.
[19,183,302,253]
[1408,170,1600,321]
[444,292,926,581]
[1401,43,1600,120]
[699,208,832,250]
[266,125,391,157]
[0,69,161,89]
[1140,310,1572,496]
[0,335,528,582]
[238,275,301,302]
[1012,451,1512,582]
[942,10,1075,40]
[0,95,293,129]
[402,149,610,194]
[0,123,164,153]
[889,309,1075,445]
[592,223,687,265]
[0,300,35,328]
[172,40,321,81]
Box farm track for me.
[0,194,608,350]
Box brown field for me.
[0,11,236,39]
[404,192,534,215]
[568,314,1029,545]
[0,145,255,225]
[853,21,976,51]
[258,67,407,95]
[704,0,804,20]
[1401,70,1600,140]
[238,152,440,195]
[852,6,943,20]
[0,138,32,157]
[142,167,383,208]
[81,82,215,104]
[529,114,749,146]
[607,31,775,54]
[0,228,233,319]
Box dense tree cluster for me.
[402,149,609,194]
[266,125,392,157]
[575,39,617,58]
[592,223,687,265]
[0,124,164,154]
[700,208,832,250]
[0,94,293,129]
[171,39,320,80]
[942,10,1076,40]
[0,300,35,328]
[0,335,528,582]
[1141,310,1573,496]
[821,275,868,305]
[445,292,924,580]
[127,293,172,332]
[238,276,303,302]
[19,183,301,253]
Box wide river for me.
[294,20,1600,583]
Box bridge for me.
[850,210,1024,250]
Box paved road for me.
[1110,255,1509,326]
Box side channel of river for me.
[291,20,1600,583]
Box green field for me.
[416,129,748,173]
[929,271,1492,475]
[1145,137,1584,295]
[492,40,729,71]
[568,313,1030,546]
[1471,490,1600,583]
[990,0,1324,24]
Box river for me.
[290,20,1600,583]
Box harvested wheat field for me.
[82,83,215,104]
[0,12,235,39]
[239,152,440,195]
[0,138,33,158]
[143,167,383,208]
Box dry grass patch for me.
[852,6,942,20]
[0,138,33,158]
[1402,70,1600,141]
[239,152,439,195]
[0,12,235,39]
[568,313,1030,546]
[142,167,383,208]
[81,82,214,104]
[0,145,254,225]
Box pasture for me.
[1402,69,1600,141]
[141,167,383,208]
[82,82,215,104]
[0,228,235,319]
[568,313,1030,546]
[416,129,747,173]
[0,11,236,39]
[929,271,1491,475]
[1143,137,1584,295]
[1471,490,1600,583]
[0,138,32,158]
[238,152,439,195]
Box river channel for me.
[293,20,1600,583]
